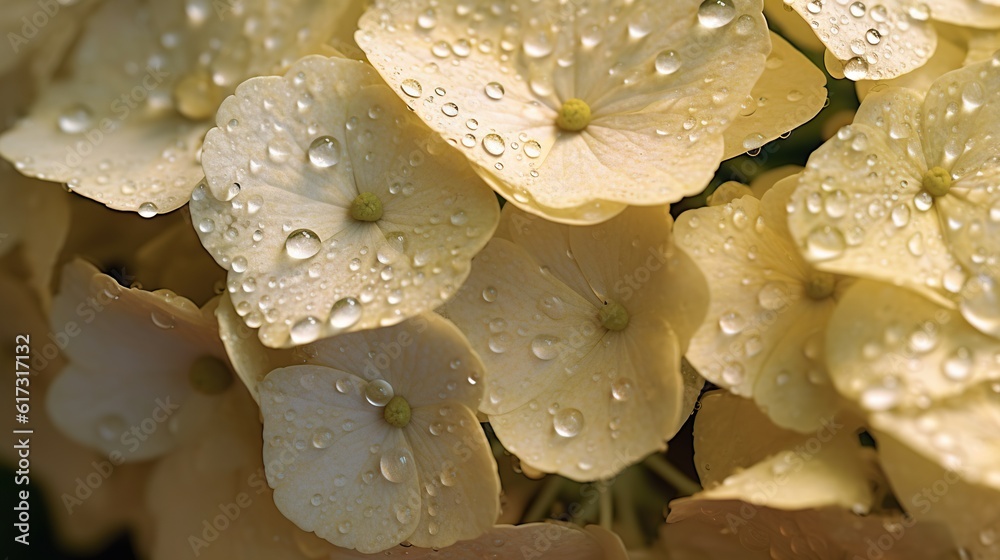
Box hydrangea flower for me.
[441,204,708,481]
[788,58,1000,338]
[357,0,779,224]
[257,313,500,552]
[191,55,500,348]
[45,259,235,461]
[0,0,352,214]
[826,279,1000,486]
[675,178,851,431]
[661,391,956,559]
[786,0,1000,80]
[0,271,151,554]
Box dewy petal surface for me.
[357,0,770,224]
[44,259,227,461]
[677,180,845,432]
[257,314,498,552]
[443,204,706,480]
[0,0,350,214]
[192,56,499,348]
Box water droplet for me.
[484,82,505,100]
[861,385,899,411]
[719,311,746,335]
[58,104,93,134]
[523,140,542,158]
[806,226,846,260]
[553,408,584,437]
[611,378,633,401]
[96,415,127,441]
[758,281,790,310]
[416,8,437,29]
[849,1,866,16]
[365,379,394,406]
[330,297,362,329]
[482,286,498,302]
[285,229,322,259]
[697,0,736,28]
[307,136,341,167]
[379,447,414,483]
[138,202,158,218]
[482,133,505,156]
[401,79,423,98]
[530,335,560,360]
[843,57,869,80]
[441,102,459,117]
[310,494,323,506]
[312,430,333,449]
[942,347,972,381]
[865,28,881,45]
[290,316,322,345]
[654,50,682,75]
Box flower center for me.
[383,395,411,428]
[556,98,592,132]
[350,192,384,222]
[188,355,233,395]
[922,167,952,198]
[804,270,836,300]
[599,300,630,331]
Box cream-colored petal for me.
[707,181,755,205]
[677,189,842,432]
[358,0,770,224]
[44,259,226,460]
[921,57,1000,173]
[763,0,825,52]
[722,33,828,159]
[856,35,965,100]
[147,387,349,560]
[785,0,937,80]
[216,293,301,401]
[748,164,802,198]
[965,30,1000,64]
[0,0,95,80]
[490,328,684,481]
[192,56,498,348]
[925,0,1000,27]
[334,523,627,560]
[0,165,71,306]
[0,0,350,214]
[826,279,1000,410]
[662,499,956,559]
[0,272,150,553]
[259,366,415,553]
[404,404,500,548]
[692,391,806,487]
[877,432,1000,558]
[788,112,958,305]
[569,205,708,350]
[440,237,605,415]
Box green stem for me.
[613,468,647,549]
[643,454,701,496]
[523,475,564,523]
[599,482,612,530]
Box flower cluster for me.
[2,0,999,558]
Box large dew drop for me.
[379,447,414,483]
[58,104,93,134]
[553,408,584,437]
[329,297,363,329]
[365,379,395,407]
[530,335,561,360]
[285,229,322,259]
[307,136,342,167]
[697,0,737,28]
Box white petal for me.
[192,56,499,348]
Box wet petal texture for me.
[258,314,500,552]
[45,259,229,461]
[0,0,350,214]
[358,0,771,224]
[676,179,847,432]
[789,64,1000,338]
[191,55,500,348]
[442,204,708,480]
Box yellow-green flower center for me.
[556,98,592,132]
[922,166,952,197]
[383,395,411,428]
[805,271,836,300]
[350,192,383,222]
[188,356,233,395]
[599,301,630,331]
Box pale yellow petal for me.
[856,35,965,100]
